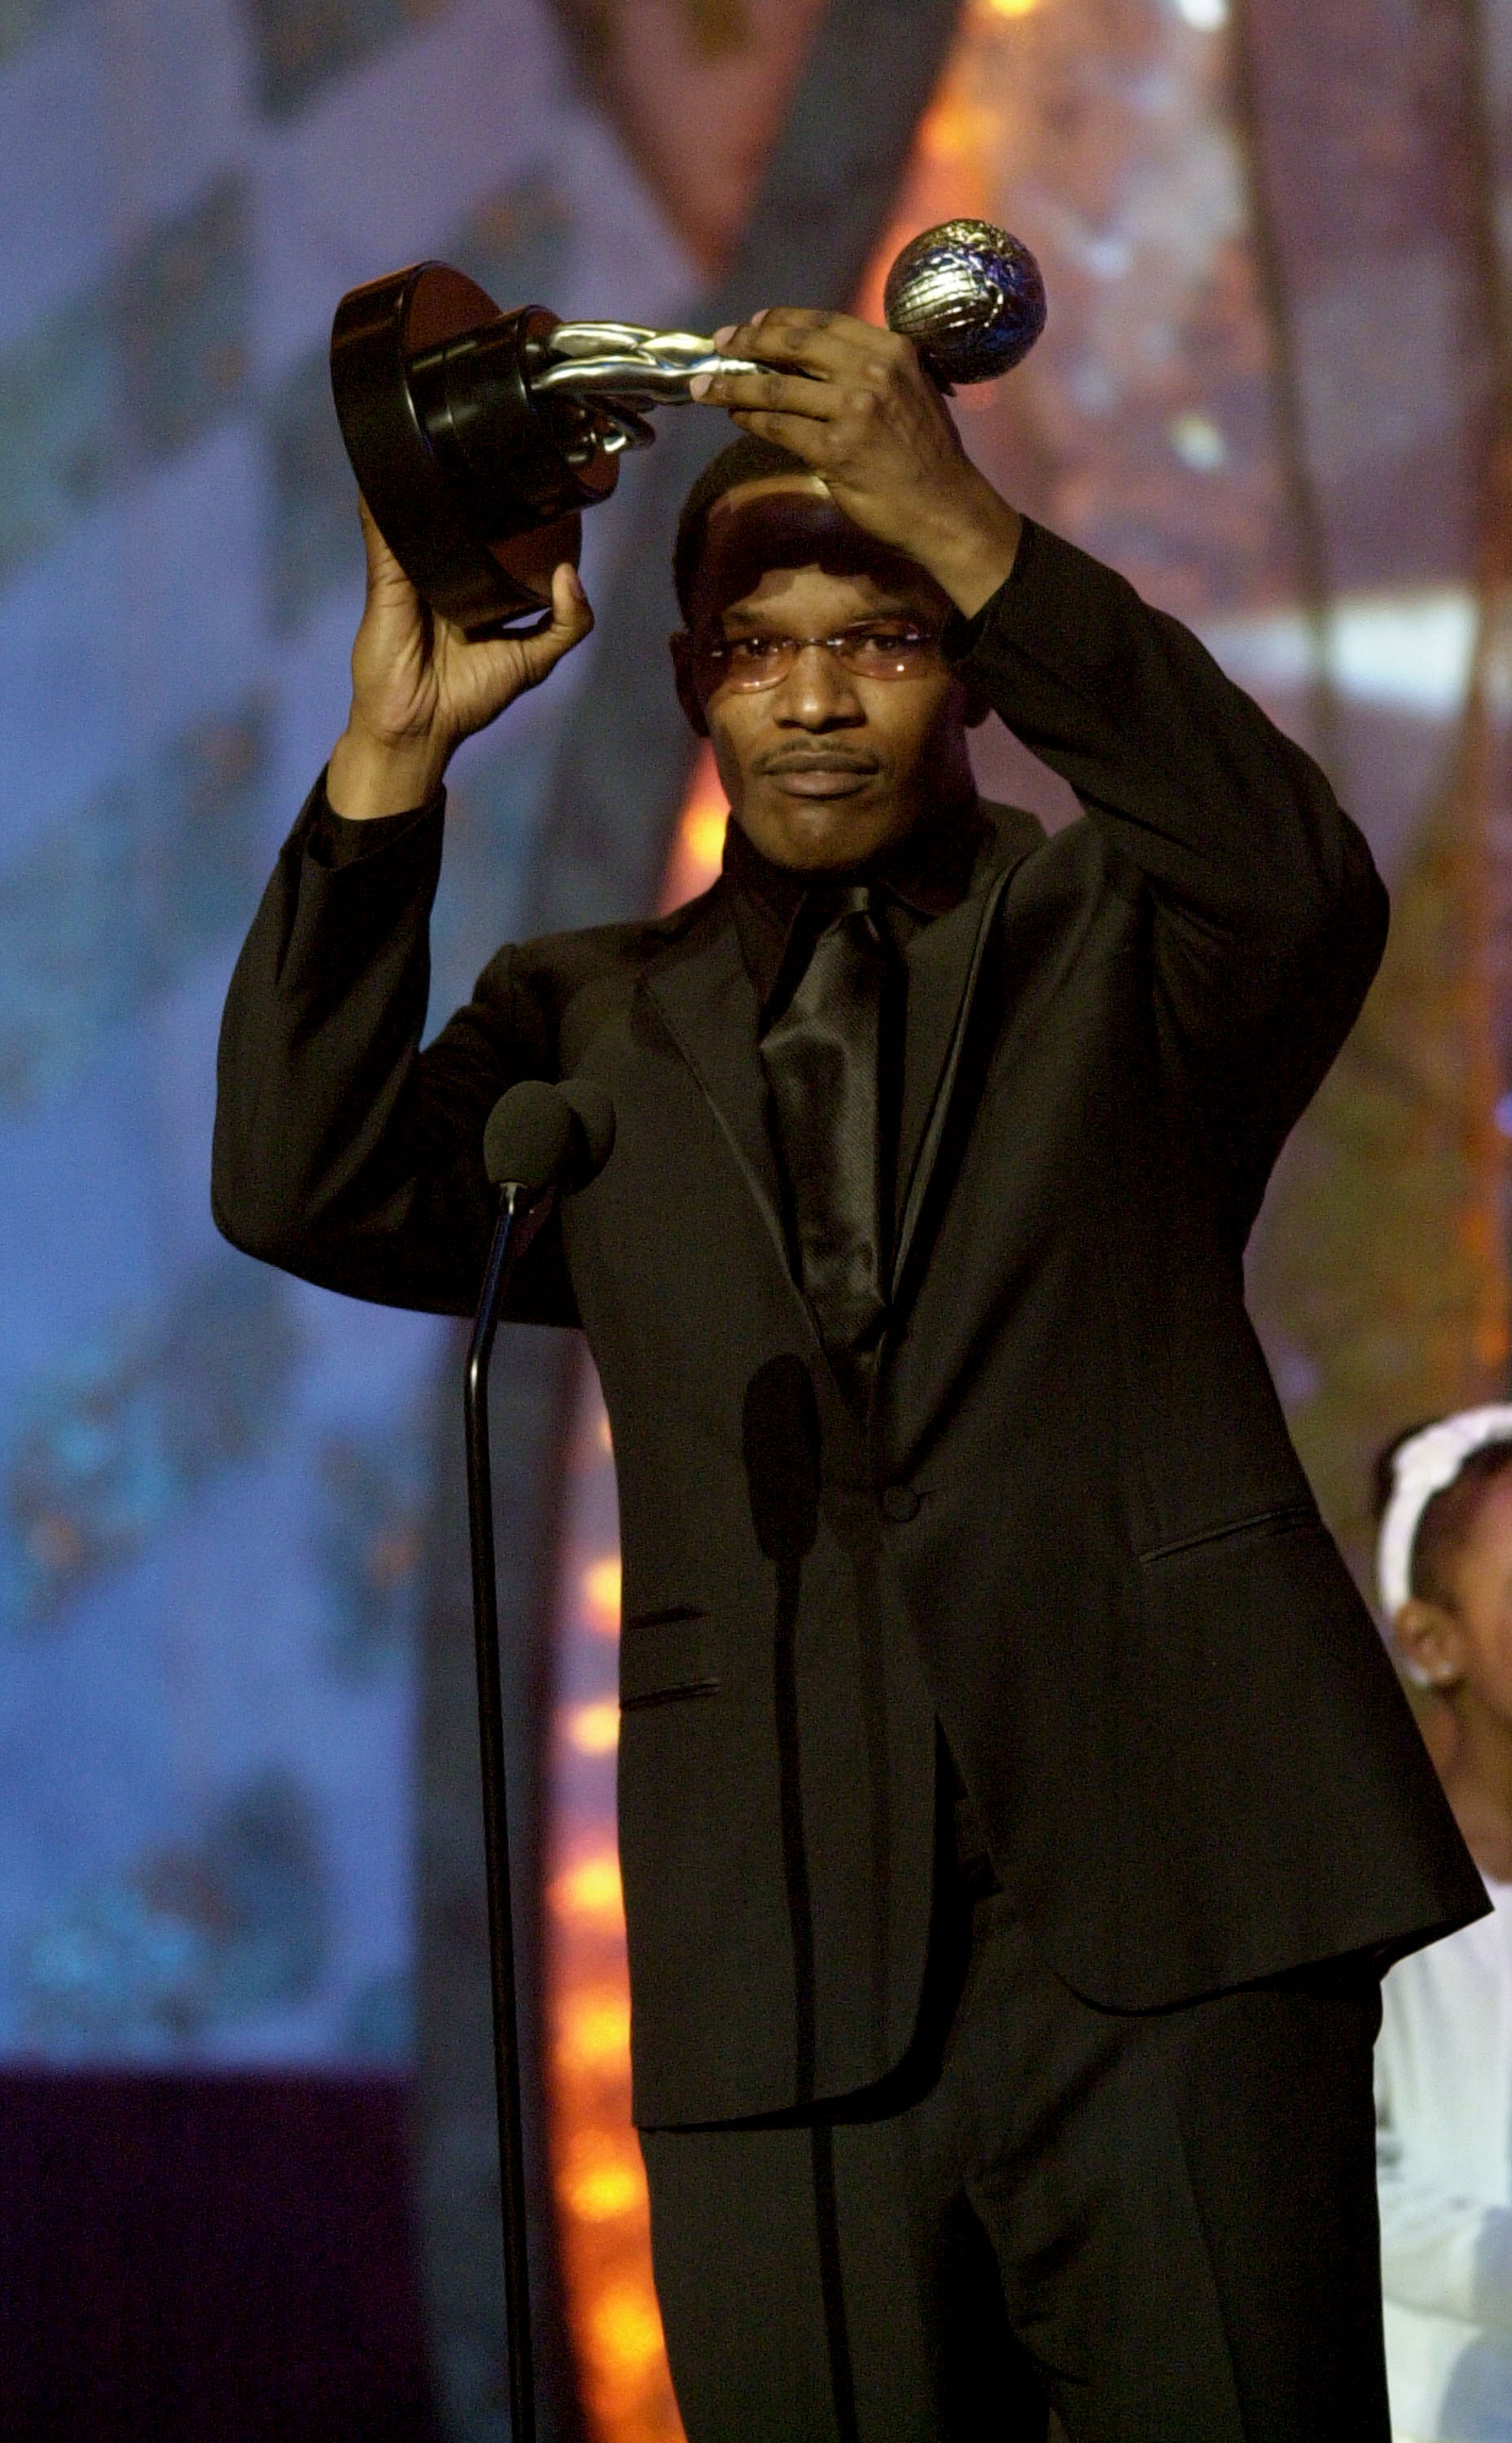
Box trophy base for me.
[331,264,618,635]
[467,516,585,638]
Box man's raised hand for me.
[327,497,594,820]
[692,309,1022,618]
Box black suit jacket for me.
[213,518,1485,2129]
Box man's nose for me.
[774,643,864,726]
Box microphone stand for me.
[464,1178,554,2443]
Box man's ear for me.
[1393,1594,1466,1692]
[670,632,708,738]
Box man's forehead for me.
[692,477,943,624]
[718,560,926,626]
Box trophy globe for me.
[883,220,1047,390]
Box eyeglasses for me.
[695,619,943,694]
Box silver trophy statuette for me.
[330,221,1046,634]
[529,326,765,454]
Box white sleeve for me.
[1377,2037,1512,2332]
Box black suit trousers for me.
[641,1876,1388,2443]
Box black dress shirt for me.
[720,800,985,1027]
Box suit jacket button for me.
[880,1484,920,1523]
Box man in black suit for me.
[214,307,1484,2440]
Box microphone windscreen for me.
[484,1080,576,1194]
[559,1075,616,1185]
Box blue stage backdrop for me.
[0,0,693,2071]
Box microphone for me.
[464,1067,616,2443]
[483,1074,616,1200]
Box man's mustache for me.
[756,747,880,774]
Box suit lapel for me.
[892,805,1043,1296]
[642,897,816,1343]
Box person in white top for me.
[1376,1409,1512,2441]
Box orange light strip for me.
[541,761,729,2443]
[655,744,728,912]
[545,1416,686,2442]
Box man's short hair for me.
[673,435,809,621]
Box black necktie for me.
[761,886,891,1396]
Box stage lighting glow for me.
[583,1554,623,1633]
[555,1985,633,2070]
[565,1700,622,1756]
[590,2283,669,2380]
[552,1853,625,1925]
[922,94,997,180]
[561,2128,648,2222]
[659,745,727,907]
[1199,586,1481,717]
[1169,410,1228,471]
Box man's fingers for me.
[692,366,843,421]
[357,494,418,603]
[550,559,592,628]
[725,408,839,464]
[719,309,905,383]
[357,492,389,577]
[511,561,594,678]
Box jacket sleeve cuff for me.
[941,515,1045,667]
[299,768,446,870]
